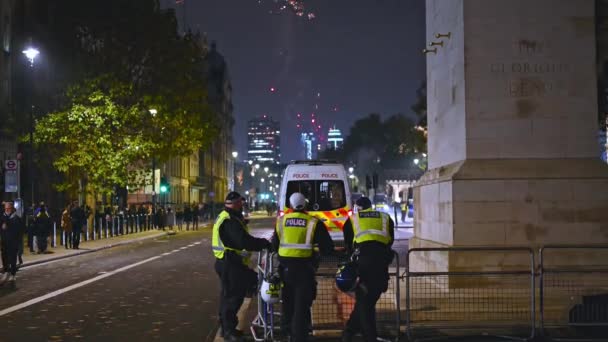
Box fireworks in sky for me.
[258,0,317,20]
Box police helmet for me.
[335,262,359,293]
[260,274,282,304]
[355,197,372,210]
[289,192,307,210]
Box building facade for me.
[300,132,316,160]
[247,115,281,164]
[199,41,234,204]
[327,125,344,150]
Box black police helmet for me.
[355,197,372,210]
[225,191,243,204]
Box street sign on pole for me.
[4,160,18,193]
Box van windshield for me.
[286,180,346,211]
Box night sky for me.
[162,0,426,161]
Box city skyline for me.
[162,0,426,161]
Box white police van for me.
[278,160,353,236]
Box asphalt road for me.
[0,216,410,342]
[0,228,224,341]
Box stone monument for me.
[413,0,608,270]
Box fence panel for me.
[540,245,608,341]
[405,247,535,341]
[313,250,401,340]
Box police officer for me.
[213,192,271,342]
[341,197,394,342]
[400,200,407,224]
[271,192,334,342]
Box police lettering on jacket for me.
[359,211,381,218]
[285,218,308,227]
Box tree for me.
[30,1,218,200]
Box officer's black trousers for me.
[215,258,247,336]
[280,265,316,342]
[345,258,389,342]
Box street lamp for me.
[149,108,158,210]
[255,164,260,169]
[22,47,40,67]
[248,160,253,165]
[348,167,354,173]
[264,167,269,173]
[232,151,238,159]
[23,45,39,206]
[414,159,420,165]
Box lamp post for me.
[22,46,40,207]
[149,109,158,211]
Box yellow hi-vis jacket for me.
[351,208,391,245]
[212,210,251,265]
[275,212,318,258]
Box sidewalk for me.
[19,220,212,268]
[20,230,169,267]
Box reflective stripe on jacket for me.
[351,208,390,245]
[275,212,317,258]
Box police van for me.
[278,160,353,236]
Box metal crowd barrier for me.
[540,245,608,341]
[405,247,536,341]
[313,249,401,341]
[251,248,400,341]
[251,250,281,341]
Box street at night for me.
[2,0,608,341]
[0,218,274,342]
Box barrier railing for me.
[405,247,536,341]
[313,250,401,341]
[251,248,400,341]
[540,245,608,341]
[251,250,281,341]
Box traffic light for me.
[160,176,169,193]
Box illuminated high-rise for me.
[327,126,344,150]
[247,115,281,164]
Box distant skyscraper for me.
[327,126,344,150]
[301,132,316,160]
[247,115,281,164]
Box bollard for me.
[53,222,57,247]
[62,229,65,246]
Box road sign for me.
[5,160,17,171]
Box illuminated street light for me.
[250,172,255,177]
[149,108,158,116]
[255,164,260,169]
[264,167,269,173]
[261,178,265,183]
[248,160,253,165]
[414,159,420,165]
[22,47,40,66]
[232,151,238,159]
[348,167,354,173]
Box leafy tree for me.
[30,0,218,200]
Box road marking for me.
[0,252,170,317]
[161,252,171,256]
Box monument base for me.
[411,158,608,273]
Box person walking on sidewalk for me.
[271,192,334,342]
[0,202,25,285]
[212,192,271,342]
[341,197,394,342]
[61,203,73,249]
[34,206,53,254]
[70,202,86,249]
[184,205,192,231]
